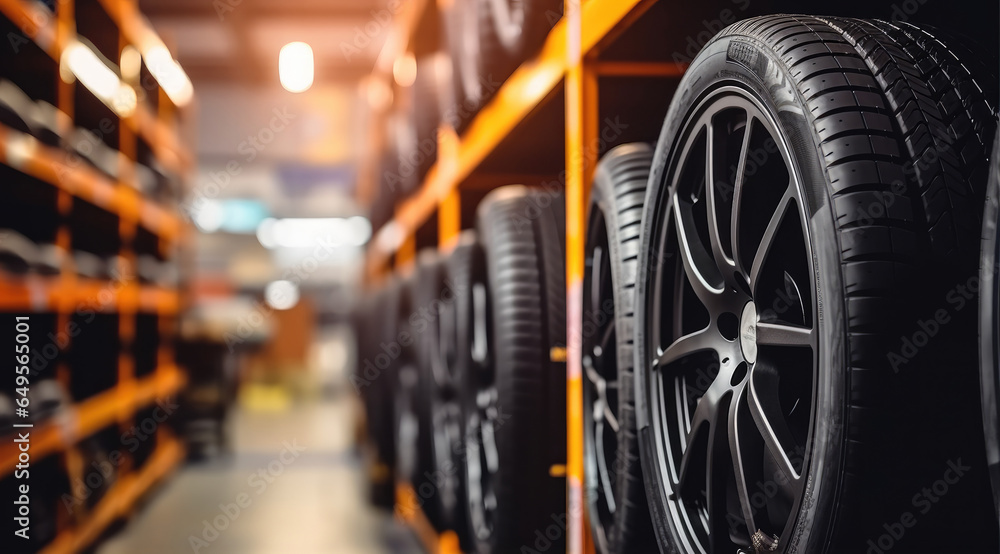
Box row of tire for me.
[370,0,562,231]
[357,14,1000,554]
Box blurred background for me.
[0,0,994,553]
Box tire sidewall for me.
[582,174,620,553]
[634,34,847,554]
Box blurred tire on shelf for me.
[442,0,489,133]
[582,143,656,553]
[410,249,454,531]
[443,0,563,135]
[355,289,395,510]
[393,273,422,486]
[370,279,409,510]
[442,230,486,550]
[634,15,997,553]
[472,185,566,553]
[484,0,562,69]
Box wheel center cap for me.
[740,302,758,364]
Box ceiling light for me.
[144,44,194,106]
[192,200,225,233]
[279,42,314,93]
[393,53,416,88]
[265,280,300,310]
[62,40,137,117]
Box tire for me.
[634,16,997,554]
[442,231,486,550]
[484,0,562,66]
[370,141,401,232]
[474,185,566,553]
[980,128,1000,516]
[411,249,454,532]
[394,273,421,486]
[443,0,563,134]
[364,283,400,510]
[582,143,656,553]
[397,56,446,193]
[443,0,489,133]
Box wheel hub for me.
[740,302,758,365]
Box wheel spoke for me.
[731,116,755,275]
[706,393,733,554]
[705,122,735,272]
[728,381,760,537]
[598,319,616,355]
[673,197,725,307]
[755,321,814,347]
[653,328,716,371]
[675,377,728,494]
[604,404,620,434]
[595,420,618,514]
[747,361,799,484]
[749,189,792,290]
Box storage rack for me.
[362,1,685,552]
[0,0,191,551]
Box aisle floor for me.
[99,393,421,554]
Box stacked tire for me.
[441,0,563,132]
[360,11,1000,554]
[355,186,568,553]
[581,15,999,554]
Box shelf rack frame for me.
[0,0,193,551]
[363,1,687,552]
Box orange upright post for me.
[565,0,599,552]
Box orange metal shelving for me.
[0,0,192,552]
[363,1,681,553]
[41,432,185,554]
[0,365,185,476]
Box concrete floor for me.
[99,394,421,554]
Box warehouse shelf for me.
[365,1,675,552]
[0,365,185,476]
[0,0,192,175]
[365,0,663,273]
[0,276,180,313]
[41,432,185,554]
[395,483,462,554]
[0,1,190,552]
[0,124,183,242]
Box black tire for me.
[394,273,421,486]
[442,0,490,133]
[443,0,563,135]
[442,231,486,550]
[483,0,562,66]
[582,143,656,553]
[634,16,997,554]
[474,185,566,553]
[397,56,446,193]
[364,283,401,510]
[981,128,1000,516]
[371,140,401,232]
[411,249,455,532]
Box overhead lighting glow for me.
[279,42,314,93]
[192,199,270,234]
[256,217,279,248]
[120,45,141,84]
[364,78,393,111]
[265,280,300,310]
[192,200,225,233]
[62,41,137,117]
[393,53,416,88]
[255,217,372,249]
[144,44,194,106]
